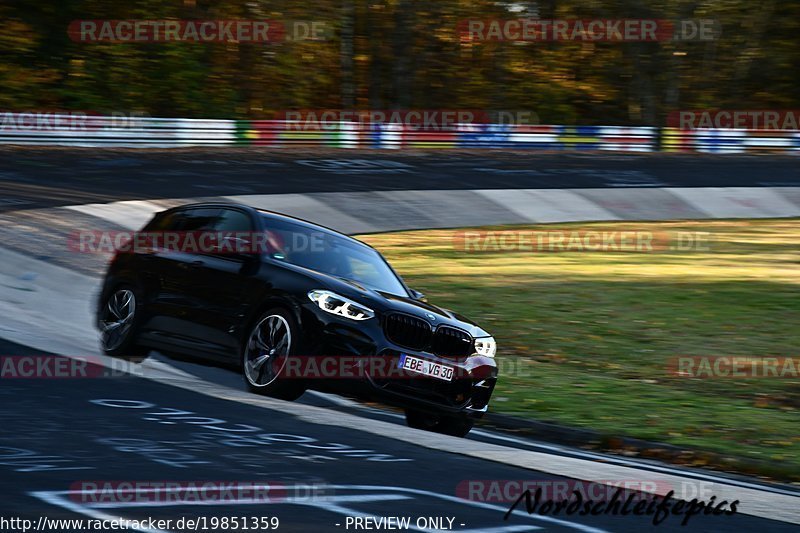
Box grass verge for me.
[358,219,800,476]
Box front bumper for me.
[299,303,498,417]
[363,351,497,417]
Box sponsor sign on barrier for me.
[1,114,798,152]
[661,128,800,154]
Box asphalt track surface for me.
[2,338,796,533]
[1,149,800,532]
[1,149,800,212]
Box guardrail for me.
[238,121,658,151]
[0,117,236,148]
[661,128,800,153]
[1,114,799,152]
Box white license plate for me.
[398,354,454,381]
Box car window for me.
[346,255,391,290]
[213,209,254,232]
[260,215,409,296]
[179,208,220,231]
[142,211,181,231]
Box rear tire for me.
[98,284,149,362]
[405,409,474,437]
[242,307,305,401]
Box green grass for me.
[358,220,800,472]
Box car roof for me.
[164,202,374,249]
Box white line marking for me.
[83,493,412,509]
[308,392,800,498]
[33,484,602,532]
[31,491,165,533]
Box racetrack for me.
[2,149,800,211]
[1,149,799,532]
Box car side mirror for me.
[409,289,426,301]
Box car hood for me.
[320,274,491,338]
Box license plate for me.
[398,354,454,381]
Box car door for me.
[183,207,264,358]
[135,208,191,338]
[140,207,222,348]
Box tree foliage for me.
[0,0,796,124]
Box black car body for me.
[97,203,497,436]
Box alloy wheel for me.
[244,314,292,387]
[100,289,136,351]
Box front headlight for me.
[474,336,496,357]
[308,290,375,321]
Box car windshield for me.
[260,216,408,297]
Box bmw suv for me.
[97,203,497,436]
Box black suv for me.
[97,203,497,436]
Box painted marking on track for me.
[9,341,794,525]
[89,399,413,464]
[32,484,605,533]
[0,446,94,472]
[305,390,800,497]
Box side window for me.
[205,209,255,257]
[143,211,182,231]
[258,220,289,259]
[179,208,221,231]
[213,209,254,232]
[140,208,221,256]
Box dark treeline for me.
[0,0,797,125]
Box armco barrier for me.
[235,122,659,151]
[0,116,237,147]
[0,114,658,150]
[662,128,800,154]
[1,113,799,152]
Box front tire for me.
[405,409,474,437]
[242,307,305,401]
